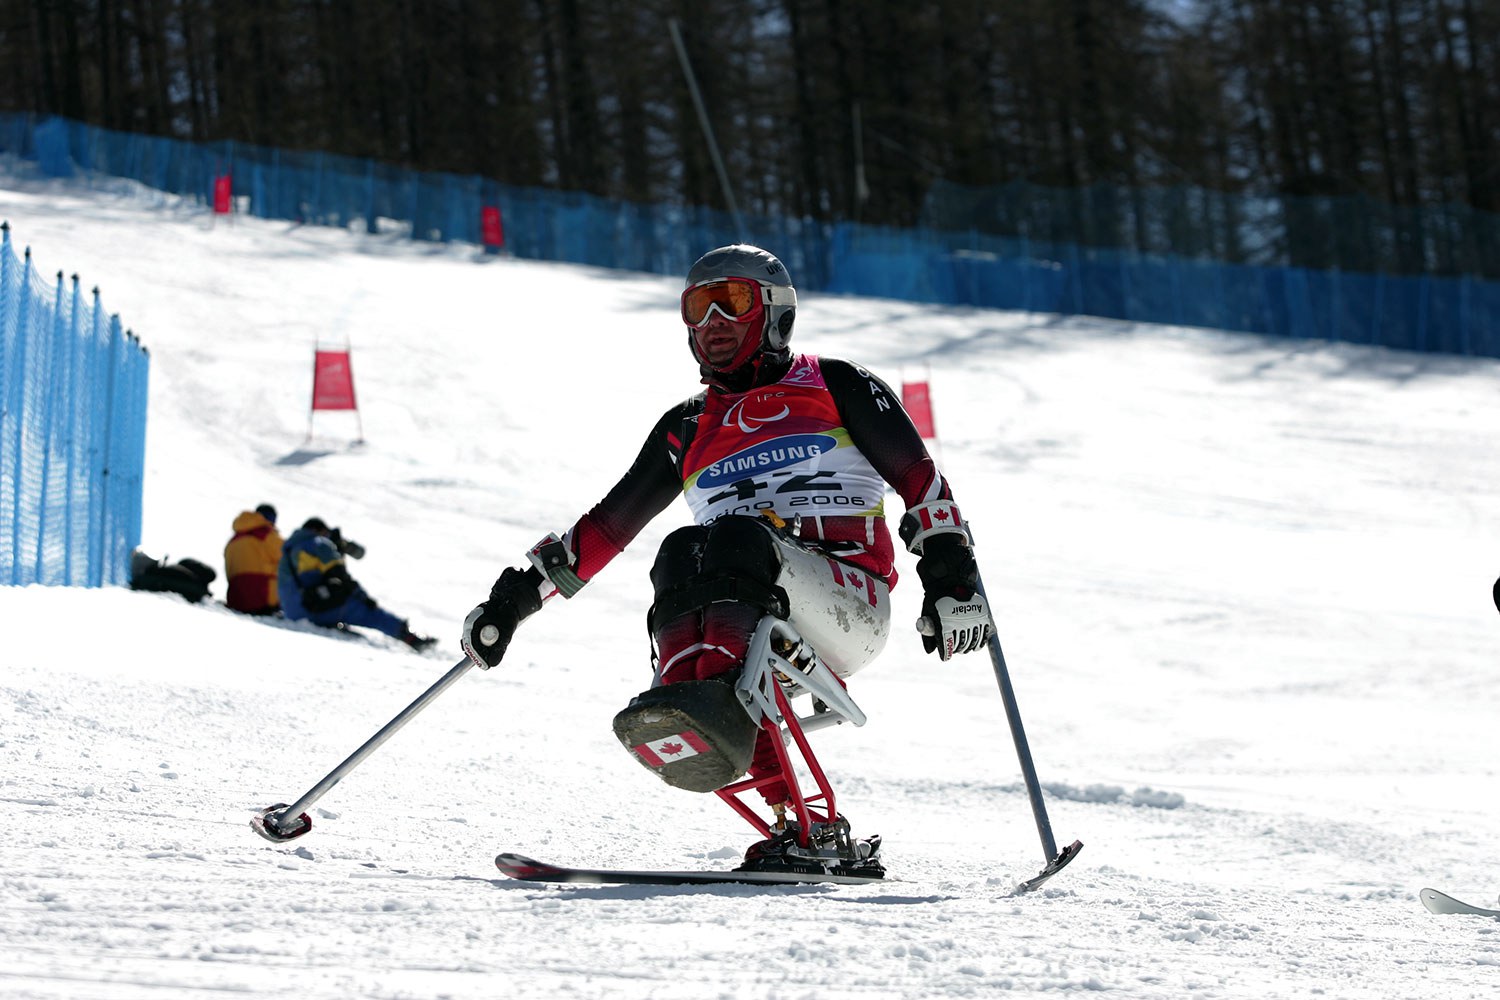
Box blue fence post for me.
[1068,243,1083,314]
[313,152,324,225]
[1259,269,1277,336]
[128,331,149,564]
[6,248,34,584]
[1411,275,1424,352]
[88,289,109,585]
[365,160,378,234]
[1020,234,1032,312]
[102,314,132,583]
[84,290,100,584]
[34,271,67,583]
[63,275,85,582]
[1170,255,1183,326]
[1330,267,1342,342]
[1213,262,1227,332]
[1459,275,1472,355]
[408,169,420,241]
[0,225,12,582]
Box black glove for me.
[915,533,993,660]
[462,567,544,668]
[304,568,357,613]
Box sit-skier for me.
[461,245,994,877]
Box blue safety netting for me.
[6,112,1499,360]
[0,223,150,587]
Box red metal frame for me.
[713,682,837,848]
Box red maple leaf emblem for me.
[658,741,685,756]
[934,508,951,522]
[847,572,862,590]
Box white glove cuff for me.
[526,532,586,598]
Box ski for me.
[495,852,885,887]
[1420,888,1500,917]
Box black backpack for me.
[130,549,217,603]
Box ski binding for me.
[495,852,884,886]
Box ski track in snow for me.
[2,168,1500,998]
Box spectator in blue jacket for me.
[278,517,436,651]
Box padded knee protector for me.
[648,517,787,636]
[651,518,780,597]
[612,679,758,793]
[650,525,711,598]
[702,516,781,581]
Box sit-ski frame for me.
[253,565,1081,890]
[713,615,867,849]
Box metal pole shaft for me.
[984,630,1059,862]
[271,658,475,830]
[974,571,1059,863]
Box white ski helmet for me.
[681,244,797,374]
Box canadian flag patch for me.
[918,501,961,532]
[631,730,711,768]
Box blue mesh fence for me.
[922,178,1500,279]
[824,226,1500,359]
[0,223,150,587]
[5,112,1499,360]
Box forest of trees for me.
[3,1,1498,275]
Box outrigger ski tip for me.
[250,803,312,843]
[1420,887,1500,918]
[1015,839,1085,894]
[495,852,885,887]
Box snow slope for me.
[2,169,1499,999]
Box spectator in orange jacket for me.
[225,503,284,615]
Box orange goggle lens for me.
[682,279,761,326]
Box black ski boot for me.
[399,628,437,652]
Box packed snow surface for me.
[3,171,1499,998]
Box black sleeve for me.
[565,395,704,580]
[820,357,951,505]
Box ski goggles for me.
[681,277,767,327]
